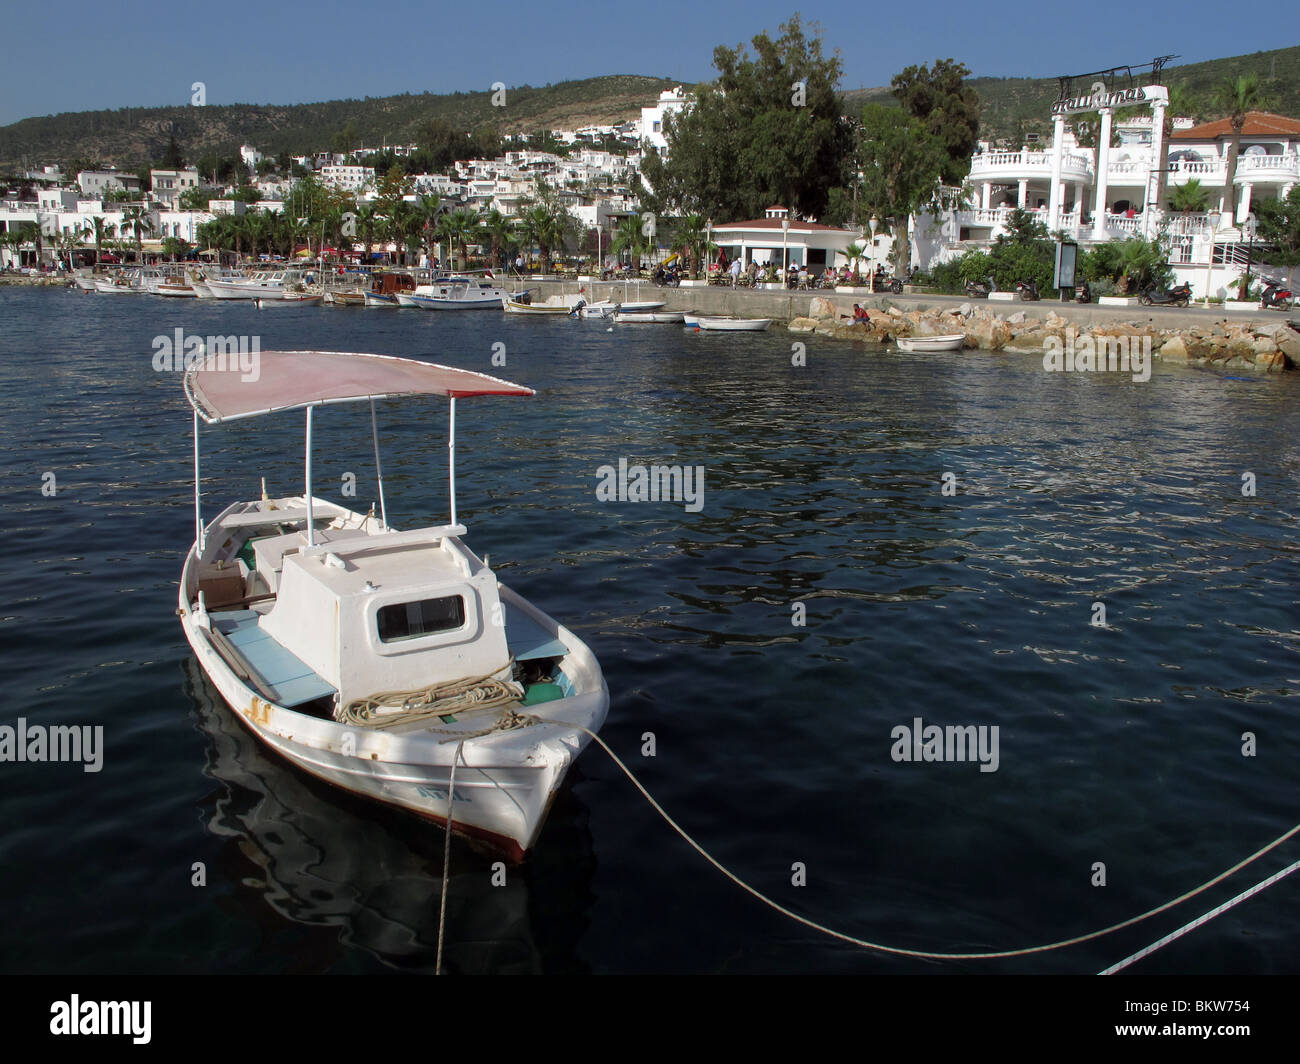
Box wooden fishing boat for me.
[365,271,417,307]
[502,294,576,315]
[254,294,324,308]
[179,351,609,860]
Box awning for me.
[185,350,535,424]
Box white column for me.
[981,182,991,210]
[1238,182,1252,223]
[1017,179,1028,208]
[1092,108,1113,241]
[1144,100,1167,239]
[1048,114,1066,230]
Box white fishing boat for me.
[179,351,609,860]
[73,269,98,292]
[502,294,578,315]
[576,299,666,319]
[255,294,323,308]
[695,316,772,331]
[157,276,197,298]
[94,269,144,294]
[896,334,966,352]
[613,310,685,324]
[410,275,507,310]
[682,314,700,328]
[208,269,301,300]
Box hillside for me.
[2,44,1297,172]
[0,75,677,170]
[844,45,1300,144]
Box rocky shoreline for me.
[788,297,1298,373]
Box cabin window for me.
[377,595,466,642]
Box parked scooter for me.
[652,263,681,287]
[1015,278,1040,301]
[1260,279,1295,311]
[964,276,994,299]
[1138,282,1192,308]
[1075,280,1091,304]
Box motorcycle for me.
[1138,282,1192,308]
[869,273,904,294]
[1075,281,1091,304]
[1260,279,1295,311]
[652,264,681,288]
[964,276,994,299]
[1015,279,1040,301]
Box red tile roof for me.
[1172,111,1300,140]
[713,218,852,232]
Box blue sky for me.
[1,0,1286,126]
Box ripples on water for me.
[0,289,1297,973]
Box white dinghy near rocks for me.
[178,350,609,860]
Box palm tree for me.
[353,203,379,262]
[673,213,711,279]
[1210,74,1275,223]
[609,215,645,270]
[54,225,88,270]
[479,208,515,271]
[122,206,153,261]
[87,216,116,266]
[435,208,480,271]
[1167,179,1209,214]
[843,241,867,283]
[1154,84,1199,209]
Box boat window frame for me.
[375,593,467,644]
[363,580,482,658]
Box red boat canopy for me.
[185,349,534,424]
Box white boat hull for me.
[695,316,771,331]
[613,310,685,324]
[179,502,609,859]
[896,334,966,352]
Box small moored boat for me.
[695,316,772,331]
[895,334,966,352]
[255,294,324,308]
[179,351,610,860]
[612,310,685,324]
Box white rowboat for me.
[695,316,772,331]
[896,334,966,352]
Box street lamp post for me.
[1201,208,1221,306]
[868,215,879,288]
[1240,212,1256,301]
[781,218,789,282]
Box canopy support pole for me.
[192,411,205,556]
[305,405,316,547]
[448,397,457,527]
[369,398,388,530]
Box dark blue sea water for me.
[1,286,1297,974]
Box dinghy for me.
[255,294,324,308]
[895,334,966,352]
[502,294,577,315]
[695,316,771,331]
[613,310,685,324]
[179,351,609,860]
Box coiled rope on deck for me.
[547,717,1300,964]
[335,664,526,733]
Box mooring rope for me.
[335,664,524,731]
[1098,856,1300,974]
[435,741,463,976]
[545,717,1300,963]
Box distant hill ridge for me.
[1,45,1296,171]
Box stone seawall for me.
[527,280,1298,373]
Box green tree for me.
[122,205,152,260]
[671,213,711,279]
[1210,73,1275,222]
[1167,178,1209,213]
[479,207,515,269]
[87,215,116,264]
[640,15,850,221]
[159,134,185,169]
[855,103,949,273]
[1253,185,1300,291]
[890,59,981,186]
[435,207,480,271]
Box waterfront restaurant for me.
[710,206,863,276]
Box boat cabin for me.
[371,271,416,296]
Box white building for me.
[319,165,375,192]
[150,167,201,209]
[240,145,263,172]
[640,86,691,154]
[77,170,142,197]
[711,206,862,273]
